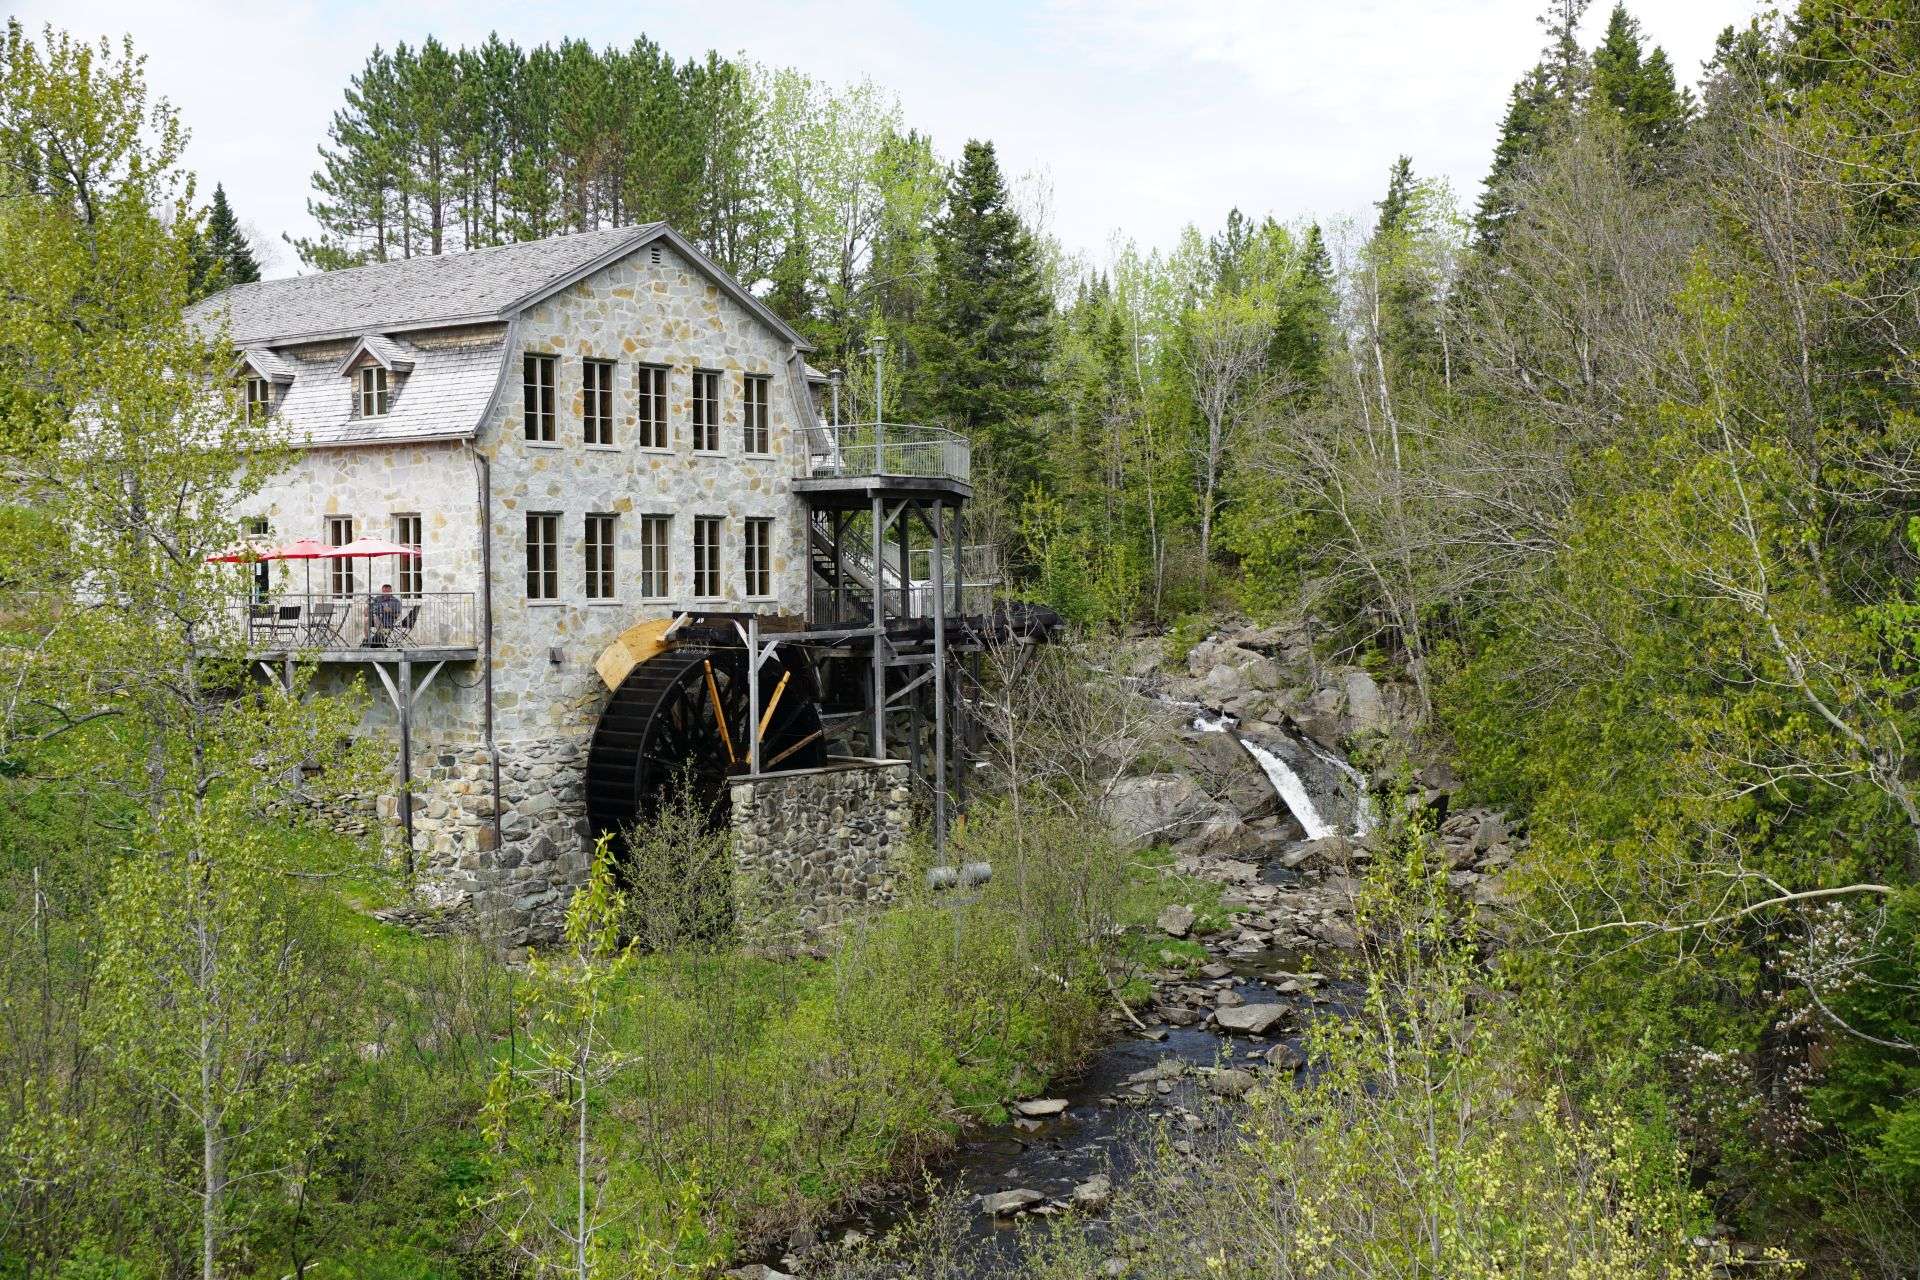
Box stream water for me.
[763,701,1374,1274]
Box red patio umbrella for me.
[269,537,335,597]
[320,536,420,559]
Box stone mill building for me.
[190,222,1001,943]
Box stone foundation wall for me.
[730,759,912,938]
[402,736,591,946]
[311,734,590,948]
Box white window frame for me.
[326,515,355,598]
[583,358,616,446]
[526,512,559,601]
[692,516,722,599]
[392,513,422,597]
[691,369,721,453]
[743,374,770,454]
[584,513,616,601]
[636,364,668,449]
[357,365,390,417]
[742,517,772,598]
[244,375,272,423]
[640,515,670,599]
[523,353,557,443]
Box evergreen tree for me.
[1375,155,1418,237]
[1274,221,1335,389]
[1475,0,1590,248]
[1592,4,1691,153]
[189,184,260,300]
[917,140,1055,497]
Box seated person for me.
[366,584,403,646]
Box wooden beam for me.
[703,659,737,764]
[756,670,791,742]
[766,728,823,769]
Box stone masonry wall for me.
[730,760,911,939]
[479,240,815,744]
[241,237,826,945]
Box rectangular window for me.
[525,513,559,601]
[246,516,271,600]
[584,513,616,600]
[743,517,772,598]
[357,365,389,417]
[636,365,668,448]
[523,354,556,442]
[691,369,720,451]
[693,516,722,598]
[583,359,615,445]
[640,515,670,599]
[393,513,422,597]
[244,376,272,423]
[326,516,355,598]
[743,374,770,454]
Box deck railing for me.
[798,422,971,485]
[234,591,477,654]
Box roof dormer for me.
[232,346,297,386]
[333,334,416,378]
[337,335,413,419]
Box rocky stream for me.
[736,622,1524,1279]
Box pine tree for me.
[1592,5,1691,152]
[189,184,261,299]
[917,140,1055,498]
[1475,0,1590,248]
[1375,155,1418,238]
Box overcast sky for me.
[18,0,1759,278]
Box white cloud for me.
[14,0,1756,278]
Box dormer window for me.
[358,365,390,417]
[243,375,272,423]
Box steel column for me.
[870,494,886,758]
[931,502,949,854]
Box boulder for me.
[1238,655,1285,692]
[1474,812,1508,852]
[1102,775,1207,849]
[1343,671,1389,736]
[1207,1068,1257,1098]
[1156,903,1197,937]
[1215,1003,1289,1035]
[1202,662,1247,700]
[1071,1174,1114,1210]
[1266,1042,1304,1070]
[1014,1098,1069,1118]
[981,1188,1046,1217]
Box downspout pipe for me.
[472,446,501,856]
[469,314,523,861]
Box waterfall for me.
[1301,737,1377,836]
[1192,713,1342,840]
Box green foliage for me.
[916,140,1056,499]
[187,183,259,300]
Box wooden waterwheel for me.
[585,645,828,841]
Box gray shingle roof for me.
[271,335,503,447]
[238,346,297,383]
[188,224,664,345]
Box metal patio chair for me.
[303,601,344,648]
